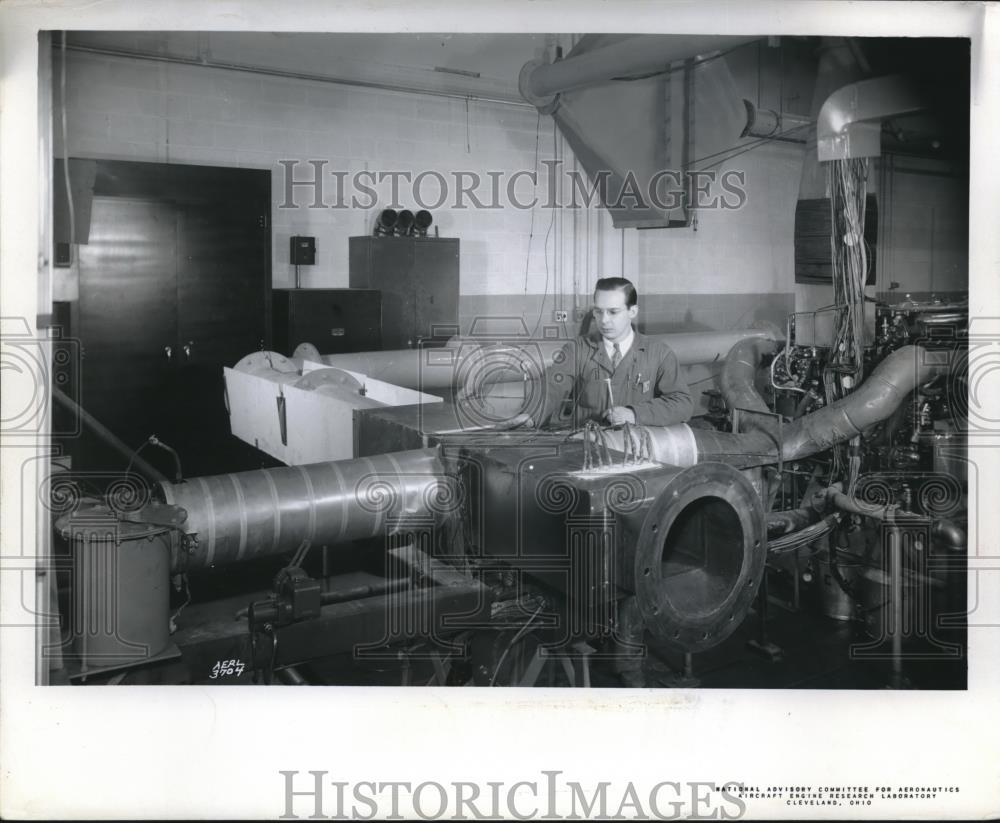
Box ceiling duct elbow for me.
[817,74,924,161]
[518,34,756,228]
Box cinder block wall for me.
[54,48,795,338]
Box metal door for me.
[172,199,269,474]
[412,238,459,344]
[76,197,177,464]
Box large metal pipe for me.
[521,35,755,101]
[616,345,951,469]
[779,345,951,459]
[691,344,953,467]
[297,328,783,392]
[628,460,766,653]
[719,337,779,436]
[160,448,450,572]
[173,344,946,572]
[648,329,782,366]
[817,74,924,161]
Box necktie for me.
[611,343,622,371]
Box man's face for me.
[592,287,638,344]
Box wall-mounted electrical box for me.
[290,235,316,265]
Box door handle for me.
[164,345,173,362]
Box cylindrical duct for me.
[600,423,698,468]
[521,35,756,101]
[740,99,812,141]
[779,345,951,459]
[719,336,779,435]
[292,328,783,392]
[160,448,449,572]
[690,344,953,467]
[652,328,782,365]
[630,461,766,652]
[294,345,460,390]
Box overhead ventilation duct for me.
[797,37,867,205]
[519,35,752,104]
[740,99,811,142]
[816,73,924,161]
[519,35,756,228]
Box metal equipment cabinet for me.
[57,159,273,477]
[348,236,460,349]
[272,288,382,356]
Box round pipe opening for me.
[659,495,745,617]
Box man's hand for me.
[604,406,636,426]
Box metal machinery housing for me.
[50,36,968,688]
[55,317,966,686]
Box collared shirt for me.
[603,327,635,363]
[539,330,693,428]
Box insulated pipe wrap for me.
[779,346,952,460]
[691,345,952,467]
[161,448,447,572]
[719,337,779,436]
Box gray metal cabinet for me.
[348,237,459,350]
[62,159,272,476]
[272,288,382,356]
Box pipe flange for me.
[633,461,766,653]
[519,59,561,115]
[294,367,365,395]
[233,350,297,375]
[292,342,322,363]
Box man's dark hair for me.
[594,277,638,308]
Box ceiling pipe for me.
[65,43,533,109]
[519,34,756,110]
[816,73,925,161]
